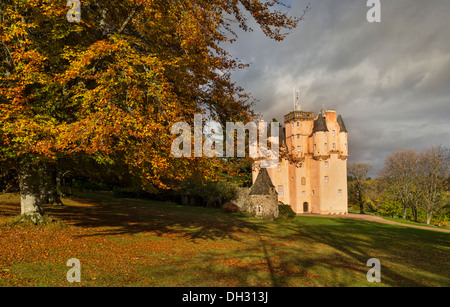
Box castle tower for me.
[257,101,349,215]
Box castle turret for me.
[261,102,349,215]
[337,114,348,158]
[337,114,347,133]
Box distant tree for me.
[348,163,372,214]
[380,146,450,224]
[364,177,387,211]
[381,149,420,220]
[417,146,450,225]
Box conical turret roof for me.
[312,115,328,133]
[337,114,348,133]
[250,168,275,196]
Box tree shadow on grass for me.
[145,229,369,287]
[43,193,267,242]
[3,193,448,287]
[282,218,450,287]
[172,217,450,287]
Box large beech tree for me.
[0,0,303,222]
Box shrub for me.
[431,219,448,227]
[180,180,239,208]
[278,203,296,220]
[222,202,240,213]
[113,186,141,198]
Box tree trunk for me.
[359,190,364,214]
[19,161,44,224]
[46,163,63,205]
[402,204,407,220]
[39,162,50,204]
[426,212,432,225]
[39,162,63,206]
[412,206,418,223]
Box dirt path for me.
[298,213,450,233]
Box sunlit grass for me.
[0,192,449,287]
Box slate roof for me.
[250,168,275,196]
[312,115,328,133]
[337,114,348,133]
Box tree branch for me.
[117,6,138,35]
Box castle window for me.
[338,189,342,195]
[258,205,262,213]
[324,143,328,149]
[302,191,306,196]
[324,176,329,182]
[345,143,347,150]
[314,144,317,151]
[300,163,303,168]
[325,161,329,168]
[278,185,284,197]
[301,177,306,185]
[297,134,300,140]
[291,177,294,182]
[292,123,294,128]
[312,190,315,196]
[332,130,336,136]
[297,122,300,127]
[277,164,281,171]
[297,146,301,152]
[333,143,336,149]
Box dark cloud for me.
[226,0,450,175]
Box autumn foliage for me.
[0,0,302,219]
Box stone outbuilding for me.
[232,168,279,219]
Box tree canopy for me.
[0,0,304,221]
[353,146,450,226]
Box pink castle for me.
[253,104,349,215]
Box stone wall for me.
[232,187,252,212]
[250,193,279,219]
[231,187,279,220]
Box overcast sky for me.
[225,0,450,176]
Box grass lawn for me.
[348,206,450,230]
[0,191,449,287]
